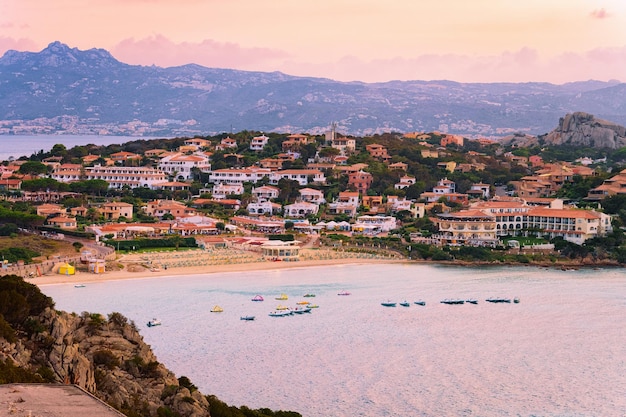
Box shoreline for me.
[17,245,624,287]
[30,253,407,287]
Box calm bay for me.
[41,263,626,417]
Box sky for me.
[1,0,625,84]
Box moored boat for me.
[337,290,351,296]
[296,300,310,305]
[251,295,264,302]
[74,284,86,288]
[292,306,312,314]
[269,310,292,317]
[486,297,511,303]
[381,301,397,307]
[303,293,316,298]
[414,300,426,306]
[399,301,410,307]
[240,315,255,321]
[147,318,161,327]
[466,299,478,304]
[307,304,319,308]
[275,293,288,300]
[210,305,224,312]
[441,299,465,305]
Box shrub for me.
[93,349,120,370]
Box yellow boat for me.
[296,300,310,305]
[275,293,288,300]
[275,304,289,310]
[210,305,223,313]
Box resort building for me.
[252,185,280,201]
[351,215,398,235]
[157,152,211,180]
[269,169,326,186]
[331,137,356,154]
[99,201,134,220]
[586,168,626,201]
[261,240,300,262]
[208,167,272,185]
[143,200,197,218]
[433,210,498,247]
[54,165,168,189]
[247,200,282,216]
[395,175,416,189]
[298,188,326,204]
[212,183,244,200]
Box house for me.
[110,151,142,164]
[331,136,356,154]
[388,162,408,172]
[586,168,626,201]
[99,201,134,220]
[437,161,457,172]
[284,202,319,218]
[394,175,416,189]
[144,200,197,218]
[362,195,384,213]
[250,134,270,151]
[47,215,77,230]
[440,134,464,147]
[252,185,280,201]
[469,183,491,199]
[352,215,398,235]
[365,144,391,162]
[269,169,326,186]
[209,167,272,185]
[216,137,238,150]
[326,191,360,218]
[36,203,65,217]
[348,170,373,194]
[247,200,282,216]
[299,188,325,204]
[153,181,191,191]
[212,183,244,199]
[258,158,285,170]
[157,152,211,180]
[281,134,312,151]
[183,137,211,150]
[421,149,439,158]
[0,178,22,191]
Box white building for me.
[212,183,244,199]
[269,169,326,186]
[299,188,326,204]
[52,165,168,189]
[209,167,272,185]
[284,202,319,218]
[352,215,398,235]
[157,152,211,180]
[250,134,270,151]
[247,200,282,216]
[252,185,280,201]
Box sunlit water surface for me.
[42,263,626,417]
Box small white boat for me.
[74,284,86,288]
[147,318,162,327]
[240,315,255,321]
[269,310,292,317]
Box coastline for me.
[30,249,407,287]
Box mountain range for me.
[1,41,625,138]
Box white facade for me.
[299,188,326,204]
[284,202,319,218]
[157,152,211,180]
[269,169,326,186]
[250,134,270,151]
[212,183,244,199]
[252,185,280,201]
[57,165,168,189]
[209,167,272,185]
[247,201,282,216]
[352,215,398,234]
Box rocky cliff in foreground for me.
[0,274,302,417]
[0,277,210,416]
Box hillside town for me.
[1,128,626,269]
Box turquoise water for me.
[42,263,626,417]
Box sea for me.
[41,263,626,417]
[0,134,166,161]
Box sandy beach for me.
[30,247,406,286]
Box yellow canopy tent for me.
[58,263,75,275]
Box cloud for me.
[111,35,290,68]
[278,47,625,84]
[590,8,610,19]
[0,36,39,54]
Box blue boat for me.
[381,301,397,307]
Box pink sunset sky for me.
[1,0,625,84]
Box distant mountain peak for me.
[0,41,122,68]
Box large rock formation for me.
[542,112,626,149]
[1,306,211,416]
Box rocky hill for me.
[0,274,301,417]
[1,42,625,137]
[541,112,626,149]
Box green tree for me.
[18,161,48,176]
